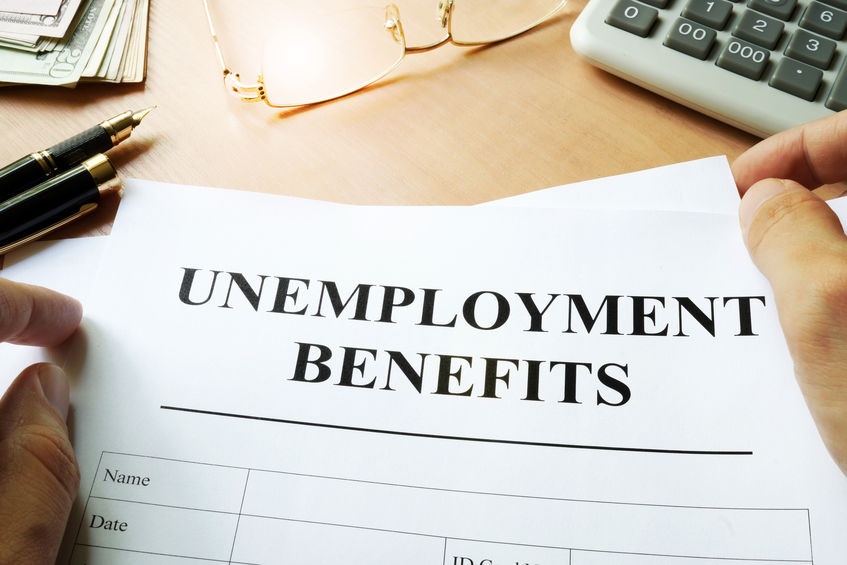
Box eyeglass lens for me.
[260,0,565,107]
[448,0,566,45]
[261,6,406,107]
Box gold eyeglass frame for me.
[201,0,566,108]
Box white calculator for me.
[570,0,847,136]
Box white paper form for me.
[486,156,740,214]
[0,237,108,391]
[0,157,737,394]
[0,189,340,393]
[59,177,847,564]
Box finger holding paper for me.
[0,278,82,346]
[0,278,82,563]
[735,112,847,475]
[732,111,847,192]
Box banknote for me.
[121,0,147,82]
[81,0,119,77]
[0,31,39,47]
[81,0,147,83]
[0,0,147,86]
[102,0,136,80]
[86,0,131,80]
[0,0,113,86]
[0,0,82,38]
[0,0,62,15]
[0,31,58,53]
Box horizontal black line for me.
[159,405,753,456]
[74,544,230,563]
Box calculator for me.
[569,0,847,136]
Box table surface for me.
[0,0,794,240]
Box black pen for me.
[0,154,121,256]
[0,107,153,202]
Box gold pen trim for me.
[30,150,58,176]
[99,106,156,145]
[100,110,134,145]
[83,153,122,195]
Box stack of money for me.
[0,0,149,87]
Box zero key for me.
[606,0,660,37]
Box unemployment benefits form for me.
[59,172,847,564]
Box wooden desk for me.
[0,0,760,239]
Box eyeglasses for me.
[202,0,566,108]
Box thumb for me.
[740,177,847,278]
[740,178,847,473]
[0,364,79,565]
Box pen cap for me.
[84,153,122,194]
[0,154,121,255]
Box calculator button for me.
[639,0,671,8]
[747,0,797,20]
[826,59,847,110]
[769,57,823,99]
[716,37,770,78]
[733,10,784,47]
[681,0,734,28]
[606,0,660,37]
[819,0,847,11]
[665,17,718,58]
[799,2,847,39]
[784,29,837,68]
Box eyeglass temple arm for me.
[201,0,266,103]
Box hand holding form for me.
[0,278,82,564]
[733,111,847,475]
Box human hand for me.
[733,111,847,475]
[0,277,83,564]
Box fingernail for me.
[35,363,70,421]
[739,178,790,233]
